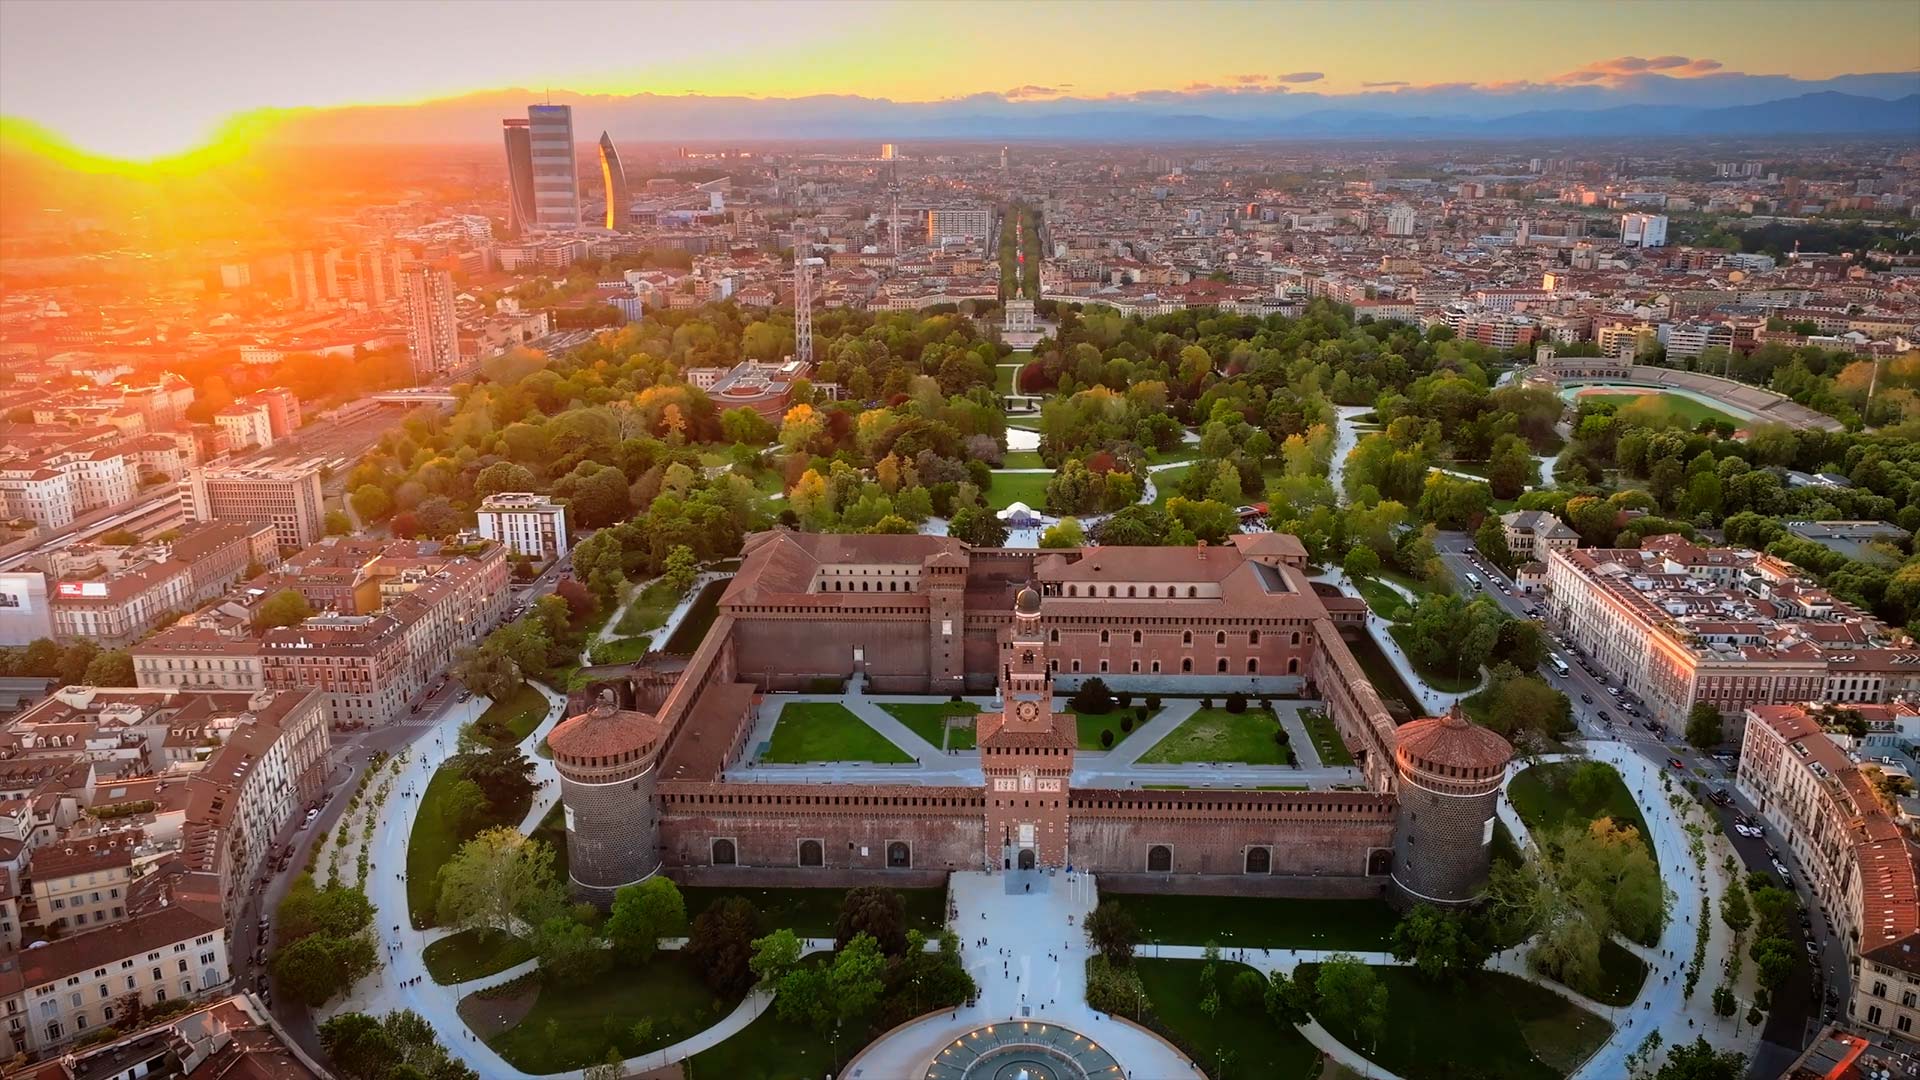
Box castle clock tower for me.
[978,585,1075,870]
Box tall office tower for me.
[597,131,629,231]
[1000,145,1009,174]
[528,104,579,229]
[287,249,321,309]
[1620,212,1669,249]
[792,237,813,367]
[880,143,896,161]
[502,118,537,237]
[403,265,460,383]
[353,247,400,308]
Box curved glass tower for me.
[598,132,629,231]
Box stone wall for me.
[1390,780,1498,906]
[1096,872,1387,900]
[658,782,987,873]
[1068,791,1396,878]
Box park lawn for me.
[682,886,946,938]
[985,470,1053,511]
[1386,623,1483,692]
[662,577,726,653]
[762,702,912,764]
[1135,959,1321,1080]
[1137,708,1287,765]
[1300,708,1356,767]
[1378,567,1442,598]
[423,928,534,985]
[879,701,981,751]
[1582,391,1743,430]
[1110,893,1399,951]
[1065,706,1155,751]
[1351,576,1410,621]
[407,765,533,927]
[487,955,733,1072]
[1148,464,1194,506]
[685,978,837,1079]
[1506,761,1652,844]
[614,577,683,636]
[1304,965,1611,1080]
[590,635,651,665]
[477,684,549,743]
[1144,443,1203,466]
[1559,938,1649,1007]
[1001,450,1046,469]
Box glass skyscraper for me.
[598,132,629,231]
[501,118,536,237]
[527,104,579,229]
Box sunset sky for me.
[2,0,1916,160]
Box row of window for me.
[712,838,913,868]
[1051,657,1296,675]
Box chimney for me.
[1196,543,1207,560]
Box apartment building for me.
[181,463,325,551]
[1499,509,1580,563]
[211,403,274,452]
[27,523,279,648]
[476,492,570,562]
[139,538,509,726]
[1737,703,1920,1042]
[1547,537,1894,731]
[28,833,137,936]
[3,993,319,1079]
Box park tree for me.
[834,886,909,956]
[464,744,537,810]
[750,928,804,986]
[274,931,378,1007]
[720,406,776,446]
[452,641,523,702]
[1389,904,1491,983]
[1489,820,1665,992]
[1084,900,1139,966]
[1264,970,1310,1025]
[255,589,314,630]
[1720,876,1752,934]
[81,649,135,687]
[474,461,537,497]
[1654,1037,1746,1080]
[1686,703,1724,749]
[1474,516,1515,574]
[533,910,610,983]
[351,484,393,521]
[434,828,563,936]
[607,877,687,963]
[661,544,700,594]
[686,896,761,998]
[948,506,1009,547]
[1342,543,1382,579]
[1312,954,1389,1052]
[1039,517,1086,549]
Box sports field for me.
[1576,388,1743,430]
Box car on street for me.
[1772,859,1792,881]
[1805,940,1820,957]
[1668,757,1687,771]
[1580,693,1593,704]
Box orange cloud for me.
[1553,55,1726,83]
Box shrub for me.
[1115,692,1133,709]
[1200,697,1213,709]
[1086,956,1147,1016]
[1135,705,1148,724]
[1100,729,1114,749]
[1225,693,1248,714]
[1071,677,1114,714]
[1145,695,1162,710]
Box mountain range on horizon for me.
[223,71,1920,147]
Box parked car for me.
[1580,693,1594,704]
[1805,940,1820,957]
[1772,859,1792,881]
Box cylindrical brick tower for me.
[1389,705,1513,908]
[549,691,666,906]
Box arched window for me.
[1146,845,1173,873]
[1217,658,1228,673]
[1050,629,1059,643]
[798,839,823,867]
[1182,630,1192,645]
[889,581,898,592]
[1247,658,1259,673]
[1288,657,1300,674]
[1216,631,1226,645]
[1245,847,1271,875]
[1128,586,1137,597]
[711,839,736,865]
[887,841,912,868]
[1068,586,1077,597]
[1100,630,1110,644]
[1291,631,1301,646]
[1107,586,1116,597]
[1249,630,1260,645]
[1132,630,1142,644]
[1148,586,1157,597]
[1181,658,1192,673]
[1188,586,1198,597]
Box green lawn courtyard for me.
[1110,894,1400,951]
[1135,958,1321,1079]
[1148,464,1194,506]
[1000,449,1046,469]
[1137,707,1288,765]
[407,764,533,927]
[475,684,548,743]
[1066,706,1156,751]
[483,955,733,1072]
[685,989,837,1079]
[986,470,1053,510]
[1579,390,1744,430]
[879,700,981,751]
[423,928,534,985]
[1506,760,1651,843]
[761,702,912,763]
[1299,707,1355,766]
[1303,965,1610,1080]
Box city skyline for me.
[2,0,1918,162]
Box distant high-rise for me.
[880,143,896,161]
[1620,212,1668,249]
[502,118,536,236]
[528,104,580,229]
[598,132,629,231]
[403,265,460,383]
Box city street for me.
[1430,528,1836,1071]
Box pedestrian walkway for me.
[1315,565,1484,714]
[846,871,1195,1079]
[1094,698,1198,767]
